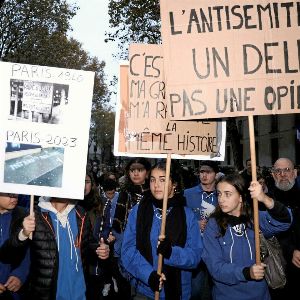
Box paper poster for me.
[114,44,226,160]
[0,62,94,199]
[160,0,300,119]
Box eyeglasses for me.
[0,193,18,198]
[272,167,293,175]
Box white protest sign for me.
[114,44,226,160]
[0,62,94,199]
[160,0,300,120]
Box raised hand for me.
[96,237,110,259]
[22,214,36,237]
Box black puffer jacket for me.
[11,205,92,300]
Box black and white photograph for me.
[9,79,69,124]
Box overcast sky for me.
[68,0,119,104]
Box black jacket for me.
[11,205,93,300]
[269,183,300,262]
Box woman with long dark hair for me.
[202,174,292,300]
[111,157,152,299]
[121,161,203,300]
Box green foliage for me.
[90,109,115,163]
[0,0,77,60]
[106,0,161,59]
[0,0,112,158]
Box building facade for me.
[224,114,300,168]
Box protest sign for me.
[160,0,300,120]
[0,62,94,199]
[114,44,226,160]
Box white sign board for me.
[0,62,94,199]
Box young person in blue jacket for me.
[0,192,30,300]
[184,160,219,300]
[202,174,292,300]
[9,196,110,300]
[121,161,203,300]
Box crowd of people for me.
[0,156,299,300]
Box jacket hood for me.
[38,196,75,228]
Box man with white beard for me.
[269,158,300,300]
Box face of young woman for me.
[128,163,148,185]
[217,181,243,217]
[150,168,175,200]
[84,175,92,196]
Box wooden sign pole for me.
[155,153,172,300]
[248,115,261,264]
[29,194,34,240]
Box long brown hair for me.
[211,174,252,236]
[84,171,103,227]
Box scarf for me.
[136,192,187,300]
[112,183,148,233]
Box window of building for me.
[254,116,259,135]
[226,145,231,165]
[270,115,278,133]
[238,120,243,138]
[271,138,279,164]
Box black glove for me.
[148,271,161,292]
[157,238,172,259]
[242,267,253,281]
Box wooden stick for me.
[248,115,261,264]
[155,153,172,300]
[30,195,34,216]
[29,195,34,240]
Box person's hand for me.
[107,232,116,244]
[0,283,6,294]
[96,238,110,260]
[250,263,266,280]
[148,271,166,292]
[22,214,35,237]
[292,249,300,268]
[5,276,22,292]
[157,236,172,259]
[249,181,274,209]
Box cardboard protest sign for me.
[160,0,300,120]
[114,44,226,160]
[0,62,94,199]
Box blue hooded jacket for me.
[202,207,292,300]
[0,208,30,300]
[184,184,218,221]
[121,202,203,300]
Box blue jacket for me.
[0,207,30,300]
[184,184,218,221]
[202,208,292,300]
[121,203,203,300]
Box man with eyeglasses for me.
[184,160,219,300]
[0,193,30,300]
[268,158,300,300]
